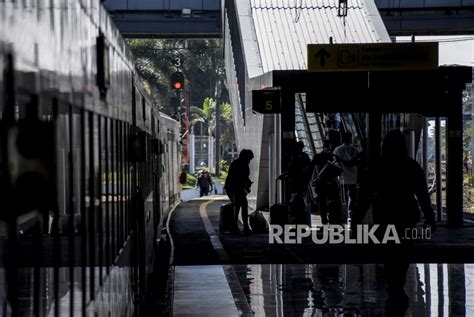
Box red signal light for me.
[171,71,185,90]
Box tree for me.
[127,39,226,115]
[190,98,235,152]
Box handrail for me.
[296,94,317,156]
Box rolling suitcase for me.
[219,203,235,233]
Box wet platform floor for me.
[168,197,474,264]
[167,197,474,316]
[171,263,474,316]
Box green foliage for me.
[127,39,227,115]
[127,39,236,168]
[218,170,228,185]
[182,172,197,189]
[189,98,235,150]
[219,159,229,172]
[464,120,472,156]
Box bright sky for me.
[397,36,474,67]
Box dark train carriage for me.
[0,1,180,316]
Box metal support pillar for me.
[446,90,464,227]
[215,80,221,176]
[280,90,295,204]
[275,116,282,204]
[189,132,195,173]
[448,264,466,316]
[435,117,443,222]
[422,118,428,176]
[437,264,445,314]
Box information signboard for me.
[307,42,438,72]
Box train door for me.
[167,130,173,206]
[151,116,161,234]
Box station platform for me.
[168,196,474,265]
[163,196,474,316]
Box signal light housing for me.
[171,71,185,90]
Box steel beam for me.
[105,1,474,37]
[107,12,221,38]
[377,8,474,35]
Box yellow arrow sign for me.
[308,42,438,72]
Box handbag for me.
[249,210,269,233]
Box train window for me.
[71,107,82,231]
[96,32,110,98]
[55,100,71,231]
[135,90,143,125]
[14,93,37,121]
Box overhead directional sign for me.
[308,42,438,72]
[252,90,281,114]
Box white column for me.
[189,133,195,173]
[471,85,474,177]
[208,136,214,174]
[275,114,282,204]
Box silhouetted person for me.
[358,129,436,228]
[325,113,341,130]
[325,113,342,149]
[288,141,311,195]
[464,156,470,174]
[310,140,341,224]
[196,168,213,197]
[224,149,254,234]
[333,132,360,223]
[288,141,312,224]
[354,129,436,315]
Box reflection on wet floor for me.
[230,264,474,317]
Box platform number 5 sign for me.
[252,90,281,114]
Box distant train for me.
[0,1,180,316]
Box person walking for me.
[224,149,254,234]
[333,132,360,223]
[288,141,311,195]
[288,141,312,224]
[196,168,213,197]
[310,140,342,224]
[353,129,436,315]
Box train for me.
[0,1,181,316]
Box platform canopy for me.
[250,66,472,116]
